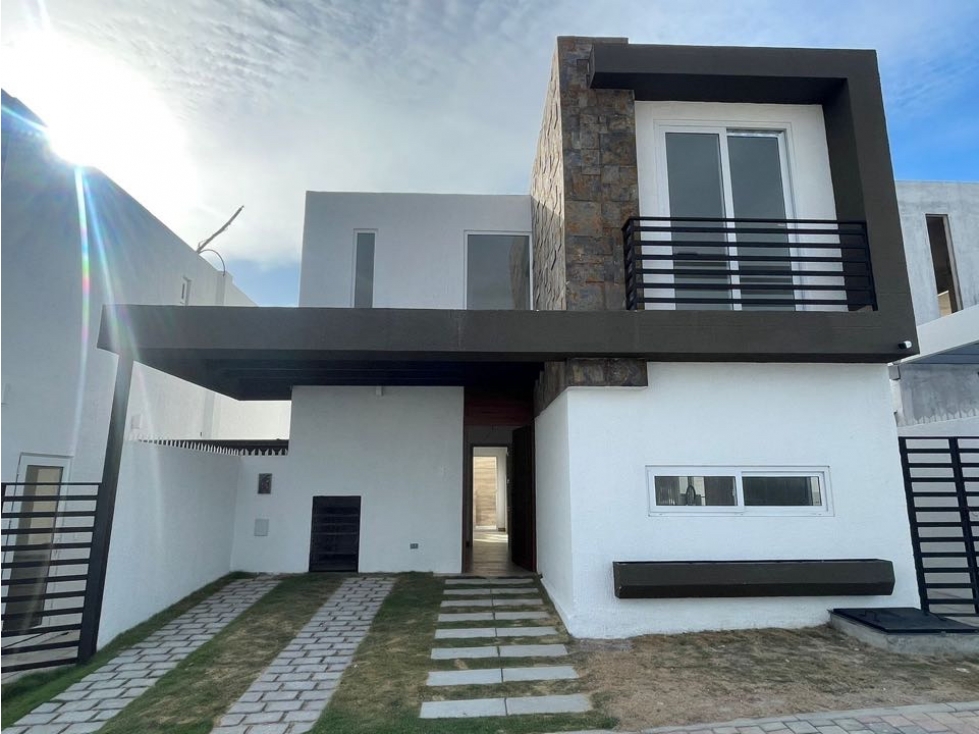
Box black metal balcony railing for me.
[622,217,877,312]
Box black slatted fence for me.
[1,482,100,673]
[900,437,979,621]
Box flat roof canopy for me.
[99,305,914,400]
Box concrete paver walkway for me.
[211,576,393,734]
[422,575,592,719]
[4,576,280,734]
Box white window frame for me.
[646,465,832,517]
[350,229,377,308]
[462,230,535,311]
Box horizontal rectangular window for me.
[647,467,829,515]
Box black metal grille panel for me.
[1,482,99,672]
[900,437,979,621]
[622,217,877,311]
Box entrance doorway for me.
[471,446,514,576]
[463,385,536,576]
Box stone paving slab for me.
[420,697,507,718]
[440,597,545,608]
[437,610,550,622]
[628,702,979,734]
[495,611,550,621]
[420,694,591,718]
[427,669,504,686]
[430,643,569,660]
[3,576,280,734]
[445,578,534,586]
[499,644,568,657]
[438,612,495,622]
[431,645,500,660]
[444,588,542,596]
[211,576,393,734]
[425,665,578,687]
[434,627,497,639]
[507,693,592,715]
[441,599,495,608]
[503,665,579,682]
[434,626,557,640]
[497,626,557,637]
[493,597,544,607]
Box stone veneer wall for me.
[558,36,639,311]
[530,46,567,311]
[531,37,647,411]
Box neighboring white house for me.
[1,90,290,487]
[0,91,289,662]
[891,181,979,436]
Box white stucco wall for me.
[1,128,289,486]
[99,442,239,647]
[539,363,919,638]
[298,192,532,309]
[534,392,575,622]
[232,386,464,574]
[896,181,979,326]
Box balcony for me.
[623,217,877,312]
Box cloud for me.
[2,0,977,273]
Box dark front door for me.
[309,496,361,572]
[509,424,536,572]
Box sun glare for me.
[4,33,199,225]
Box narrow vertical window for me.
[466,234,531,310]
[179,277,192,305]
[354,232,375,308]
[926,215,959,316]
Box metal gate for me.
[900,437,979,622]
[1,481,101,673]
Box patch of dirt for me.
[572,625,979,731]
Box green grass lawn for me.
[6,573,615,734]
[1,572,252,728]
[98,573,344,734]
[314,573,617,734]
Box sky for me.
[2,0,977,306]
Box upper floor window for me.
[466,233,531,310]
[926,214,960,317]
[179,277,192,305]
[353,231,375,308]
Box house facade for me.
[87,37,929,642]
